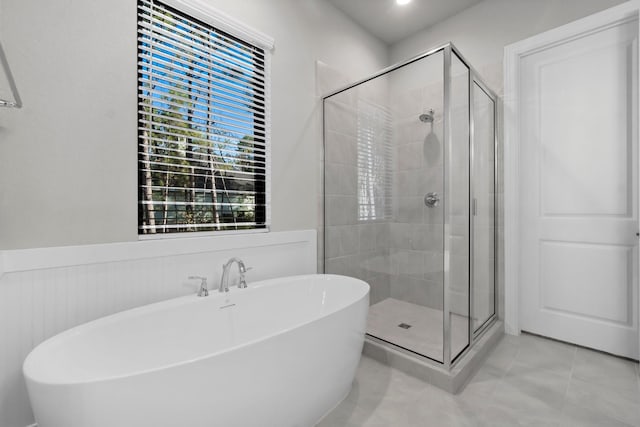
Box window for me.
[137,0,269,235]
[357,99,393,221]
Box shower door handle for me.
[424,192,440,208]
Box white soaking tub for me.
[23,274,369,427]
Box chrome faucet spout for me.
[219,257,249,292]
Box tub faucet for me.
[189,276,209,297]
[219,257,250,292]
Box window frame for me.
[137,0,274,239]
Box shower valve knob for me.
[424,192,440,208]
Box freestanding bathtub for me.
[23,274,369,427]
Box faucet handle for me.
[188,276,209,297]
[238,267,252,289]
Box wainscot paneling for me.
[0,230,316,427]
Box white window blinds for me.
[137,0,269,234]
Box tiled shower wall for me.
[322,55,499,326]
[323,76,393,305]
[322,53,453,313]
[388,62,445,312]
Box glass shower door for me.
[323,49,447,364]
[367,50,446,364]
[323,43,498,368]
[472,81,496,333]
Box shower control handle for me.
[424,192,440,208]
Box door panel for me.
[539,43,633,217]
[520,17,639,358]
[540,241,633,325]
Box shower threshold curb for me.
[362,320,504,394]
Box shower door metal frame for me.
[322,42,499,370]
[442,45,453,368]
[470,75,499,341]
[446,43,500,368]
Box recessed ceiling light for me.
[396,0,411,5]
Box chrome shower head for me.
[419,109,434,123]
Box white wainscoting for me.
[0,230,317,427]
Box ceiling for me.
[328,0,483,45]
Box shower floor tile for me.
[367,298,469,362]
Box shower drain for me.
[398,323,412,329]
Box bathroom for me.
[1,0,639,426]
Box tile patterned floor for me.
[317,333,640,426]
[367,298,469,362]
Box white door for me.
[519,14,639,358]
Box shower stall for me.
[323,43,497,369]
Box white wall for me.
[0,0,388,250]
[390,0,626,94]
